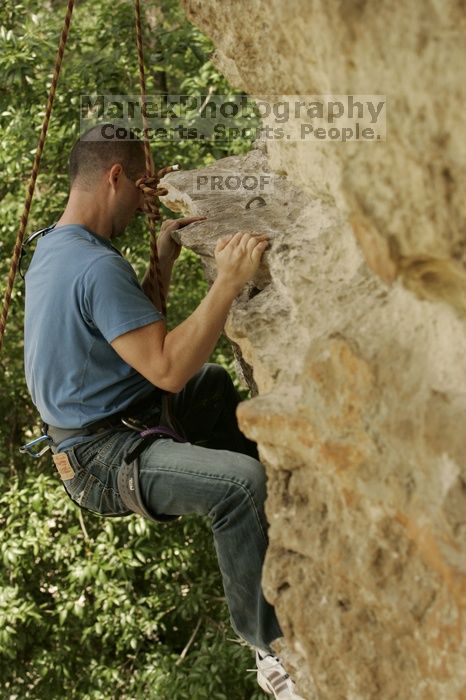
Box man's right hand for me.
[111,230,270,394]
[214,231,269,293]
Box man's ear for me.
[108,163,123,190]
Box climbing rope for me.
[0,0,75,352]
[0,0,177,352]
[133,0,182,428]
[133,0,179,316]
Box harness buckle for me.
[120,417,148,432]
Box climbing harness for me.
[36,392,188,521]
[44,389,187,452]
[54,404,187,523]
[117,417,187,523]
[1,0,188,523]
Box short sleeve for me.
[81,253,164,343]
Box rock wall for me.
[161,1,466,698]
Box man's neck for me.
[56,189,113,240]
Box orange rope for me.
[0,0,75,352]
[133,0,181,420]
[0,0,171,348]
[133,0,168,315]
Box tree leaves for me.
[0,0,260,696]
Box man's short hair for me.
[69,123,146,189]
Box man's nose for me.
[136,191,145,213]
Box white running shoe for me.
[255,650,306,699]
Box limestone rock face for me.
[163,2,466,698]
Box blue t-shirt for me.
[24,224,164,449]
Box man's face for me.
[110,166,146,238]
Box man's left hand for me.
[157,216,207,261]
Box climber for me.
[23,123,305,699]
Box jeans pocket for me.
[62,440,132,517]
[60,450,97,509]
[60,449,88,492]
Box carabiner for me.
[19,434,52,459]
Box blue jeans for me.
[62,363,282,653]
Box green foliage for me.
[0,474,264,699]
[0,0,262,697]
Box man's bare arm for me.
[111,231,269,393]
[112,273,241,393]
